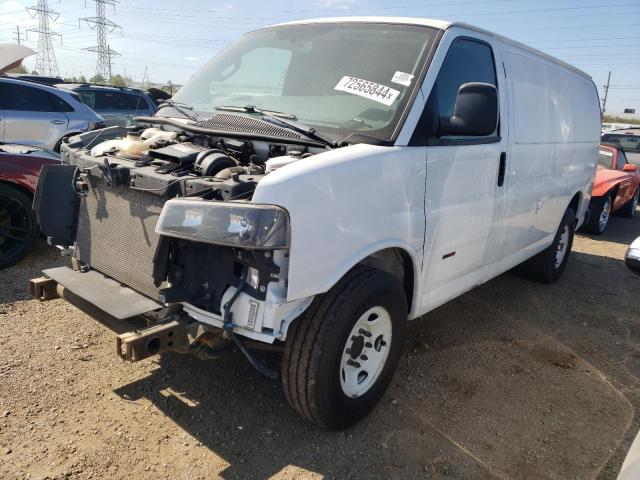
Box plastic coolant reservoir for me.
[89,128,176,157]
[265,155,302,173]
[90,139,122,157]
[119,132,148,156]
[140,127,177,147]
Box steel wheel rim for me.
[340,306,392,398]
[555,225,570,268]
[599,198,611,232]
[632,189,639,215]
[0,193,32,260]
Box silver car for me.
[0,77,105,151]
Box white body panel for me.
[192,19,601,340]
[253,143,427,313]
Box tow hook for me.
[222,270,278,379]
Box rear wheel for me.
[0,183,38,269]
[518,207,575,284]
[282,266,407,430]
[584,195,611,235]
[619,188,639,218]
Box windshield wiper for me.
[215,105,337,148]
[158,99,200,122]
[216,104,296,120]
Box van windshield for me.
[171,23,438,141]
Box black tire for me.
[0,183,38,269]
[282,266,407,430]
[518,207,575,284]
[584,195,611,235]
[619,187,638,219]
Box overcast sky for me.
[1,0,638,114]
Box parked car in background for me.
[0,143,61,268]
[602,128,640,167]
[583,144,640,234]
[9,73,65,86]
[602,123,636,134]
[626,237,640,275]
[146,87,172,105]
[0,77,106,151]
[56,83,157,127]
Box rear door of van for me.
[494,49,600,270]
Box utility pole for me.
[601,71,611,119]
[26,0,61,77]
[80,0,121,81]
[14,25,23,45]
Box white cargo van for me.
[32,17,601,429]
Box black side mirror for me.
[438,82,498,137]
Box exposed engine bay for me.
[34,113,332,355]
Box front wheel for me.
[518,207,575,284]
[282,266,407,429]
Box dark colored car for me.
[9,74,66,86]
[56,83,157,127]
[0,144,61,268]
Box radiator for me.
[75,177,166,300]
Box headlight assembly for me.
[155,199,289,249]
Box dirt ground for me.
[1,211,639,480]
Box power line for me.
[80,0,121,80]
[26,0,61,77]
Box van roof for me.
[268,16,591,80]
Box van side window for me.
[409,37,498,146]
[433,39,497,119]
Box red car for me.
[583,144,640,234]
[0,144,61,268]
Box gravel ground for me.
[1,210,639,480]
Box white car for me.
[32,17,601,429]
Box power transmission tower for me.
[601,71,611,119]
[80,0,121,81]
[26,0,61,77]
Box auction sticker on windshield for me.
[334,76,400,106]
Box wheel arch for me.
[352,246,418,318]
[0,178,34,199]
[609,184,620,206]
[568,191,581,218]
[54,130,85,152]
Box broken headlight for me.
[155,199,289,249]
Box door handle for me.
[50,120,66,125]
[498,152,506,187]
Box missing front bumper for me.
[29,267,221,362]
